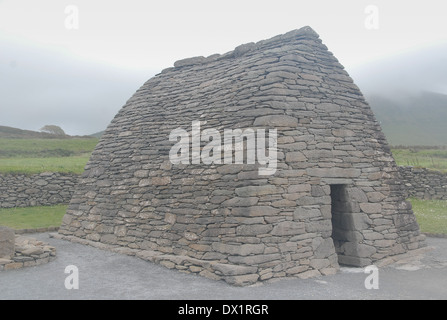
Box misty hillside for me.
[367,91,447,146]
[89,130,105,138]
[348,42,447,147]
[0,125,67,139]
[0,125,96,140]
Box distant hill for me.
[0,125,68,139]
[367,91,447,146]
[348,42,447,147]
[89,130,105,138]
[0,125,95,140]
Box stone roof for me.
[170,26,320,69]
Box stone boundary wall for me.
[0,233,57,271]
[398,166,447,200]
[0,172,79,208]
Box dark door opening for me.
[330,184,359,266]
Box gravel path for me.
[1,234,446,300]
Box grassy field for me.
[391,147,447,172]
[410,198,447,236]
[392,147,447,172]
[0,138,98,157]
[0,155,91,174]
[0,205,67,230]
[0,138,98,174]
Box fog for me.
[349,42,447,100]
[2,38,447,136]
[1,0,446,136]
[0,40,153,135]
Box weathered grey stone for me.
[271,221,305,236]
[134,170,149,178]
[366,192,386,203]
[174,56,206,67]
[100,234,118,245]
[316,103,341,112]
[310,258,331,270]
[297,269,321,279]
[338,255,371,267]
[21,247,44,256]
[236,224,273,236]
[228,253,281,265]
[293,206,321,220]
[222,197,259,207]
[332,129,355,137]
[307,168,361,178]
[211,243,265,256]
[312,237,335,259]
[231,206,279,217]
[234,185,278,197]
[342,242,376,258]
[346,187,368,202]
[359,203,382,214]
[253,115,298,127]
[34,179,48,186]
[212,263,258,276]
[224,274,259,286]
[0,227,15,259]
[285,151,307,162]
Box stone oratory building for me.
[59,26,426,286]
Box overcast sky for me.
[1,0,446,135]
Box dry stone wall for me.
[58,26,426,286]
[398,166,447,200]
[0,227,57,271]
[0,172,79,208]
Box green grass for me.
[0,155,91,175]
[0,138,98,158]
[410,198,447,235]
[392,147,447,173]
[0,137,98,174]
[0,205,67,230]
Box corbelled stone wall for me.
[58,26,426,286]
[0,172,79,208]
[398,166,447,200]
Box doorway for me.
[329,184,358,266]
